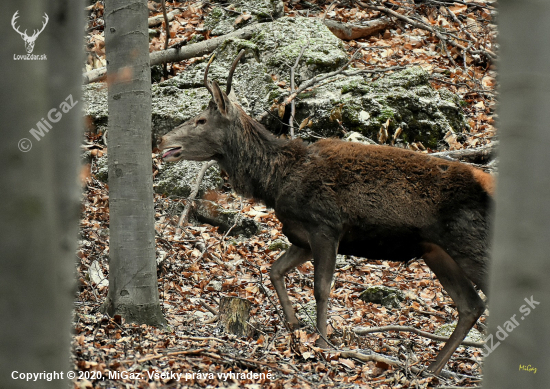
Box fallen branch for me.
[148,8,181,27]
[429,142,497,164]
[289,41,308,139]
[354,325,485,348]
[338,349,478,379]
[255,61,406,123]
[324,17,393,40]
[355,0,496,60]
[159,0,171,78]
[175,160,217,237]
[83,23,261,84]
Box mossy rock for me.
[94,155,109,182]
[435,323,484,343]
[153,160,223,198]
[83,17,469,150]
[292,66,469,147]
[296,300,317,327]
[204,0,284,36]
[268,239,289,251]
[359,285,405,309]
[192,200,260,237]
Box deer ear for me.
[211,80,229,116]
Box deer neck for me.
[218,118,306,207]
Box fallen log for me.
[323,18,393,40]
[83,23,261,84]
[430,142,497,164]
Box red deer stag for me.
[159,50,493,375]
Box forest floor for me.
[74,1,496,388]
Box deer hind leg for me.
[270,244,312,329]
[421,243,485,375]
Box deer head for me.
[11,11,49,54]
[159,50,245,162]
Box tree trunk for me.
[484,1,550,387]
[0,1,83,387]
[102,0,166,327]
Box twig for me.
[258,56,404,124]
[199,299,219,316]
[121,347,215,364]
[355,0,496,60]
[160,0,170,78]
[354,325,485,348]
[179,335,225,343]
[289,40,309,139]
[175,160,216,237]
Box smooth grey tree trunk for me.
[485,1,550,387]
[0,1,83,387]
[102,0,166,327]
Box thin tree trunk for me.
[484,1,550,387]
[0,1,83,387]
[102,0,166,327]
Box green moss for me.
[341,81,360,94]
[268,239,289,251]
[359,286,404,309]
[379,108,395,121]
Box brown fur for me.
[159,80,493,374]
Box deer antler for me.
[11,11,27,38]
[204,53,216,95]
[31,13,49,39]
[226,49,245,95]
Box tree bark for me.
[102,0,166,327]
[219,297,252,337]
[0,1,83,387]
[484,1,550,388]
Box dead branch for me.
[429,142,497,164]
[289,41,308,139]
[175,160,216,236]
[148,8,182,27]
[160,0,170,78]
[338,349,476,379]
[355,1,496,61]
[354,325,485,348]
[199,299,219,316]
[255,62,406,123]
[324,17,393,40]
[83,24,260,84]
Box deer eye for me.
[196,118,206,126]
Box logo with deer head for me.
[11,10,49,54]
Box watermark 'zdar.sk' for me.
[12,10,48,60]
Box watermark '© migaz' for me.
[481,295,540,357]
[18,94,79,153]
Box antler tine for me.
[32,13,49,38]
[226,49,245,95]
[11,11,25,37]
[204,53,216,95]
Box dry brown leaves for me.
[75,1,495,387]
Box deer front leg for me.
[309,231,339,348]
[270,244,312,330]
